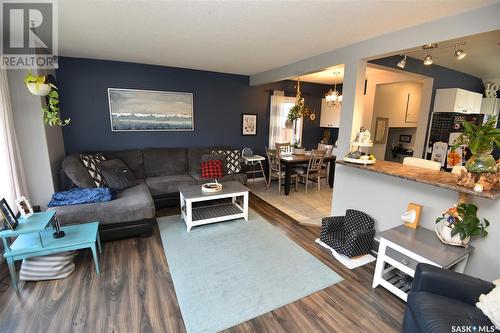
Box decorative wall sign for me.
[242,113,257,136]
[108,88,194,131]
[374,117,389,144]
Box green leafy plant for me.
[436,203,489,240]
[24,72,70,127]
[452,117,500,155]
[287,99,312,122]
[43,89,70,127]
[291,140,302,149]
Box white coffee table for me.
[179,181,249,231]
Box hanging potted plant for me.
[435,203,489,247]
[287,77,315,138]
[24,72,52,96]
[451,117,500,191]
[24,72,70,127]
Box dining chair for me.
[275,142,291,155]
[403,157,441,171]
[266,148,298,194]
[317,143,334,177]
[317,143,334,155]
[297,149,327,193]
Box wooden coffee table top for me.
[179,181,249,200]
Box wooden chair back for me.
[266,149,281,173]
[275,142,291,155]
[307,149,326,173]
[317,143,334,155]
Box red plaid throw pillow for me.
[201,159,223,178]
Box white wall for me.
[363,69,433,159]
[7,69,65,209]
[370,81,422,159]
[333,164,500,281]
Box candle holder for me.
[52,216,65,238]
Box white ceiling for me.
[58,1,496,76]
[406,30,500,79]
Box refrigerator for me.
[425,112,485,170]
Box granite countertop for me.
[336,160,500,200]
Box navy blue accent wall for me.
[56,57,336,155]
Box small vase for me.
[465,150,496,173]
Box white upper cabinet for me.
[480,97,499,116]
[320,98,340,128]
[433,88,483,114]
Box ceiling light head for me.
[397,54,407,69]
[423,53,433,66]
[454,45,467,60]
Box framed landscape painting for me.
[108,88,194,131]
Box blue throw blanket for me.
[48,188,113,207]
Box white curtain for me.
[0,70,27,208]
[268,91,302,149]
[268,91,285,149]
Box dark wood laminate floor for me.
[0,195,405,332]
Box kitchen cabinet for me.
[320,98,340,128]
[433,88,483,114]
[480,97,499,116]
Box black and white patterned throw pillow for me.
[80,153,106,187]
[211,150,241,174]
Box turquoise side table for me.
[1,212,101,291]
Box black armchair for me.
[319,209,375,258]
[404,264,497,333]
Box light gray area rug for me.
[158,210,343,333]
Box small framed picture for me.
[399,134,412,143]
[242,113,257,136]
[15,196,33,219]
[0,198,18,231]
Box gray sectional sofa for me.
[49,147,247,241]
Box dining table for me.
[279,152,336,195]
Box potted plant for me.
[452,117,500,173]
[24,73,70,127]
[291,140,305,155]
[24,72,52,96]
[435,203,489,247]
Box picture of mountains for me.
[108,88,194,131]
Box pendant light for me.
[325,72,342,106]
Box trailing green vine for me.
[24,73,70,127]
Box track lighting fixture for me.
[423,53,433,66]
[454,45,467,60]
[395,41,467,68]
[397,54,407,69]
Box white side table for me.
[242,155,266,183]
[372,225,474,302]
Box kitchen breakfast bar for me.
[331,160,500,281]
